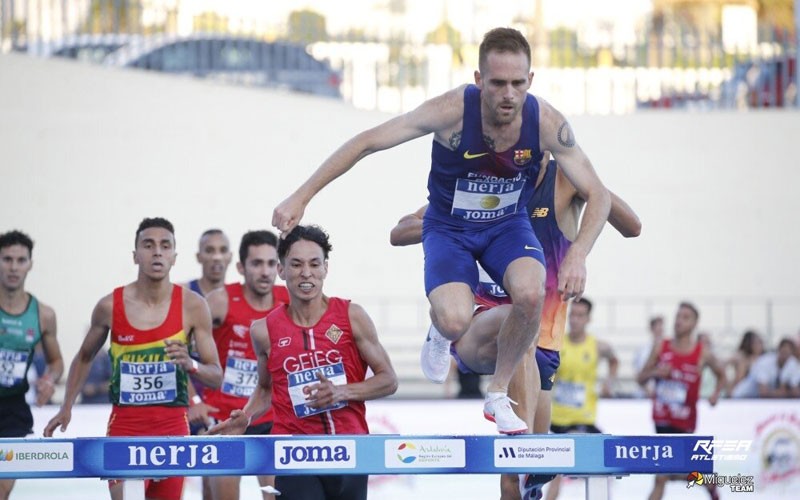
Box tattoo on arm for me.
[448,131,462,150]
[483,134,496,151]
[557,122,576,148]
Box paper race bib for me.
[554,381,587,408]
[222,356,258,398]
[451,178,524,222]
[655,379,688,405]
[119,361,177,405]
[287,362,348,418]
[0,349,29,388]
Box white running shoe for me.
[519,473,556,500]
[261,485,281,496]
[483,392,528,434]
[420,324,451,384]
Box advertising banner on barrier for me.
[0,442,73,473]
[0,434,711,479]
[15,400,800,498]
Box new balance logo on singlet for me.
[530,207,549,218]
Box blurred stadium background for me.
[1,1,799,498]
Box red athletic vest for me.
[267,298,368,435]
[203,283,288,424]
[652,339,703,432]
[109,285,189,407]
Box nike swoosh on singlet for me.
[463,150,489,159]
[524,245,543,252]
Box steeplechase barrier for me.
[0,434,714,499]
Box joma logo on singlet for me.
[463,209,507,220]
[275,440,356,469]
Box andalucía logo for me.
[104,441,244,470]
[396,443,417,464]
[385,439,466,468]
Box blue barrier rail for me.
[0,434,714,479]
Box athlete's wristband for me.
[190,395,203,406]
[188,359,199,374]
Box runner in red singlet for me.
[209,225,397,500]
[202,231,289,500]
[44,218,222,500]
[637,302,726,500]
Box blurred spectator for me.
[779,339,800,398]
[79,347,112,404]
[725,330,765,394]
[632,315,665,398]
[637,302,726,500]
[786,358,800,398]
[731,338,799,398]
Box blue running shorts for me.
[422,213,545,296]
[536,347,560,391]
